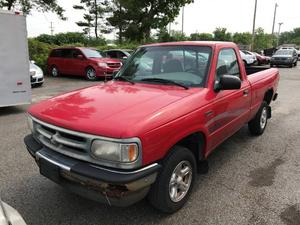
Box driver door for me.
[209,48,251,150]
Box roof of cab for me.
[141,41,237,48]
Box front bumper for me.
[95,68,120,77]
[30,75,44,85]
[24,134,160,207]
[271,60,293,65]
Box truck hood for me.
[28,81,197,138]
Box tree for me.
[253,28,276,51]
[73,0,111,39]
[0,0,65,19]
[213,28,232,41]
[279,27,300,46]
[190,33,213,41]
[35,32,106,46]
[108,0,193,42]
[232,32,252,45]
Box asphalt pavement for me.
[1,66,300,225]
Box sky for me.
[25,0,300,38]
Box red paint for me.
[47,47,122,77]
[29,42,279,166]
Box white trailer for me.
[0,10,31,107]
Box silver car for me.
[30,61,44,87]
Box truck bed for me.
[245,66,271,76]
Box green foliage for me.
[35,32,106,46]
[253,28,276,51]
[213,28,232,41]
[28,39,57,72]
[190,33,213,41]
[232,32,252,45]
[108,0,193,42]
[279,27,300,46]
[0,0,65,19]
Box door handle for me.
[243,89,249,96]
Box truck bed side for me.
[247,68,279,121]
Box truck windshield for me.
[116,46,212,88]
[81,49,103,58]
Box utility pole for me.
[50,22,54,35]
[182,6,184,35]
[272,3,278,35]
[277,22,283,47]
[251,0,258,51]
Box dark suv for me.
[270,49,298,67]
[47,47,123,81]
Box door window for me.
[215,48,241,83]
[72,49,83,59]
[61,49,73,58]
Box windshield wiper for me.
[140,78,189,90]
[113,76,135,84]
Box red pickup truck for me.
[24,42,279,213]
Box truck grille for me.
[107,62,122,69]
[33,119,92,160]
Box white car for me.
[239,50,256,66]
[30,61,44,87]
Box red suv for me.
[47,47,123,80]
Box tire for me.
[289,64,293,68]
[248,101,269,136]
[148,146,196,213]
[50,66,59,77]
[270,64,273,68]
[85,67,97,81]
[294,61,297,67]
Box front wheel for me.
[85,67,97,81]
[248,101,269,135]
[148,146,196,213]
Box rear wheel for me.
[148,146,196,213]
[85,67,97,81]
[51,66,59,77]
[294,61,297,67]
[248,101,269,136]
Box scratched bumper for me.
[24,134,160,207]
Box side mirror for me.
[77,54,84,60]
[30,60,35,64]
[122,56,128,60]
[215,75,241,92]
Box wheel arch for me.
[165,131,207,165]
[264,88,274,105]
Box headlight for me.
[30,71,36,76]
[91,140,139,163]
[97,62,108,68]
[27,116,34,132]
